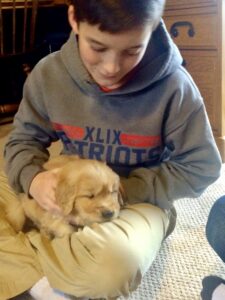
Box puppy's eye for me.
[78,194,94,199]
[111,191,118,195]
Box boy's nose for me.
[102,56,120,76]
[102,63,120,76]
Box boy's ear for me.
[68,5,79,34]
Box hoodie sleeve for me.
[121,71,222,210]
[4,64,59,194]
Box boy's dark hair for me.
[69,0,165,33]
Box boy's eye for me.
[125,49,141,56]
[91,46,106,53]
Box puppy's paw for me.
[55,223,74,238]
[43,221,74,238]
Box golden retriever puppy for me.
[5,156,123,238]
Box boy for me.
[1,0,222,299]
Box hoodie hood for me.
[60,19,183,95]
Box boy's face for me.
[69,8,154,89]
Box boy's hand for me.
[29,170,62,214]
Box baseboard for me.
[215,136,225,163]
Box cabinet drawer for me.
[181,50,220,134]
[166,0,217,9]
[164,12,218,49]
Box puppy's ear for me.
[55,178,76,215]
[118,183,127,207]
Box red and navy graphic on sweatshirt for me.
[52,122,164,170]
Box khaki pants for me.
[0,171,169,300]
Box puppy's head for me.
[54,159,122,226]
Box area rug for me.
[120,165,225,300]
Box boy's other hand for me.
[29,170,62,214]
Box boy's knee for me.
[74,204,167,298]
[206,196,225,253]
[211,196,225,214]
[207,196,225,231]
[81,237,142,298]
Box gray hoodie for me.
[4,21,222,234]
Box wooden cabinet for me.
[164,0,225,162]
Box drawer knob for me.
[170,21,195,38]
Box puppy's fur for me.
[5,155,123,238]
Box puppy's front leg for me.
[5,198,26,232]
[21,196,74,238]
[41,214,74,238]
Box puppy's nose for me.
[101,210,114,219]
